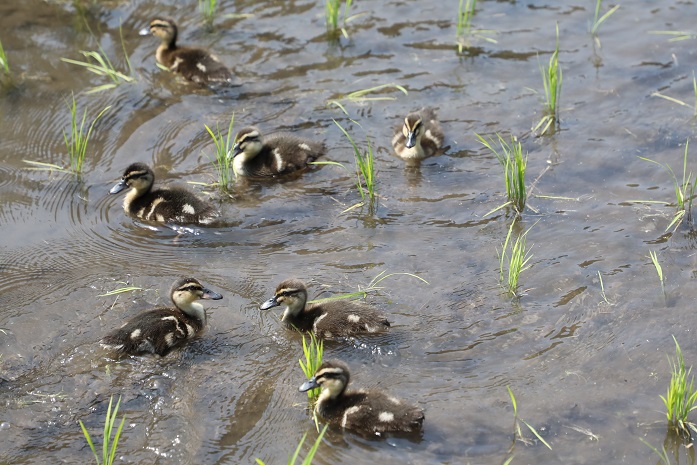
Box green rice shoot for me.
[79,395,126,465]
[199,0,218,29]
[325,0,362,39]
[498,220,533,298]
[649,250,666,298]
[507,387,552,450]
[63,95,111,174]
[456,0,476,53]
[256,425,328,465]
[0,37,9,75]
[205,113,235,191]
[591,0,620,35]
[299,332,324,400]
[308,270,429,304]
[661,336,697,436]
[327,83,407,115]
[476,133,527,216]
[333,119,377,209]
[533,23,562,135]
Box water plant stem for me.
[79,395,126,465]
[332,119,377,209]
[205,113,235,191]
[661,336,697,436]
[499,220,533,297]
[476,133,527,216]
[533,23,562,135]
[63,95,111,174]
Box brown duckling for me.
[299,360,424,436]
[230,127,326,178]
[140,17,233,84]
[100,277,223,356]
[392,107,445,161]
[110,162,219,225]
[259,278,389,339]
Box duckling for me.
[100,278,223,356]
[299,360,424,436]
[230,127,326,178]
[392,107,445,161]
[140,18,233,84]
[110,162,219,225]
[259,278,389,339]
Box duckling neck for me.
[123,184,150,211]
[177,300,207,323]
[281,302,305,322]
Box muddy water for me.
[2,0,697,463]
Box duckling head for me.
[259,278,308,321]
[170,277,223,322]
[140,18,178,47]
[299,359,350,400]
[402,113,424,149]
[110,162,155,196]
[231,127,264,160]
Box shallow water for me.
[3,0,697,463]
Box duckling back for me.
[392,107,445,161]
[308,299,390,340]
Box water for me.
[2,0,697,463]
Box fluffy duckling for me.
[392,107,445,161]
[110,162,219,225]
[299,360,424,436]
[100,278,223,356]
[140,18,233,84]
[259,278,389,339]
[230,127,326,178]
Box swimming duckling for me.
[100,278,223,356]
[392,107,445,161]
[110,162,219,225]
[299,360,424,436]
[140,18,233,84]
[259,278,389,339]
[230,127,326,178]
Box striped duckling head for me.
[171,277,223,321]
[259,278,308,321]
[110,162,155,196]
[299,359,350,400]
[232,127,264,159]
[402,112,424,149]
[140,18,178,46]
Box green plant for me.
[79,395,126,465]
[299,333,324,400]
[597,271,611,305]
[456,0,476,53]
[476,133,527,216]
[332,120,377,211]
[61,25,135,94]
[205,113,235,191]
[325,0,362,39]
[661,336,697,436]
[638,140,696,232]
[309,270,428,304]
[651,72,697,117]
[591,0,620,35]
[0,37,9,75]
[64,96,110,174]
[507,387,552,453]
[649,250,666,298]
[327,83,407,115]
[498,220,533,297]
[256,425,328,465]
[533,24,562,135]
[199,0,217,29]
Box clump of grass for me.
[299,333,324,400]
[661,336,697,437]
[61,25,134,94]
[0,37,9,75]
[325,0,364,40]
[533,24,562,135]
[591,0,620,36]
[456,0,476,53]
[649,250,666,299]
[79,395,126,465]
[327,83,407,115]
[476,133,527,216]
[199,0,217,29]
[638,139,696,232]
[332,119,377,211]
[205,113,235,191]
[256,425,328,465]
[507,387,552,454]
[498,220,533,297]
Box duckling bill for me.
[299,359,424,436]
[140,18,233,84]
[260,278,389,339]
[100,278,223,356]
[392,107,445,161]
[230,127,326,178]
[110,162,219,225]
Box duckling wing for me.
[129,187,218,225]
[100,308,202,356]
[262,134,326,175]
[340,391,424,434]
[170,47,233,84]
[312,301,389,339]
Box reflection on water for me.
[3,0,697,463]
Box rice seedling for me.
[533,24,562,135]
[476,133,527,216]
[456,0,476,53]
[299,333,324,400]
[0,37,9,75]
[199,0,218,29]
[649,250,666,299]
[61,25,135,94]
[660,336,697,437]
[507,387,552,451]
[590,0,620,36]
[308,270,429,304]
[637,139,696,232]
[205,113,235,191]
[327,83,407,115]
[651,72,697,117]
[63,95,110,174]
[79,395,126,465]
[597,271,612,306]
[640,439,673,465]
[256,425,328,465]
[649,30,697,42]
[325,0,365,39]
[498,220,533,298]
[332,119,377,210]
